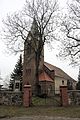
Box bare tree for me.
[59,0,80,65]
[2,0,58,53]
[1,0,58,95]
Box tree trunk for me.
[34,39,44,96]
[34,51,40,96]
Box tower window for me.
[26,69,31,74]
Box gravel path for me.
[0,116,80,120]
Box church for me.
[23,19,76,96]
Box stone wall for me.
[0,90,22,105]
[68,90,80,105]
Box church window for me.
[62,80,64,85]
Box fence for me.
[32,90,61,107]
[0,86,75,107]
[36,88,80,107]
[68,90,80,105]
[0,90,23,105]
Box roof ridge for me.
[44,62,76,81]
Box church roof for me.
[39,71,53,82]
[44,62,76,82]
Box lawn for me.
[0,105,80,118]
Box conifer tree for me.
[9,55,23,91]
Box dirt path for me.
[0,116,80,120]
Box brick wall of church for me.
[23,39,44,92]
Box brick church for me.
[23,19,55,96]
[23,19,76,96]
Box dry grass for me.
[0,105,80,118]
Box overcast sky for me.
[0,0,79,82]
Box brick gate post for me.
[23,84,32,107]
[60,86,68,107]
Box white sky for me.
[0,0,79,82]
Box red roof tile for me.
[39,71,53,82]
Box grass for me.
[32,96,60,106]
[0,105,80,118]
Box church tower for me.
[23,19,44,92]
